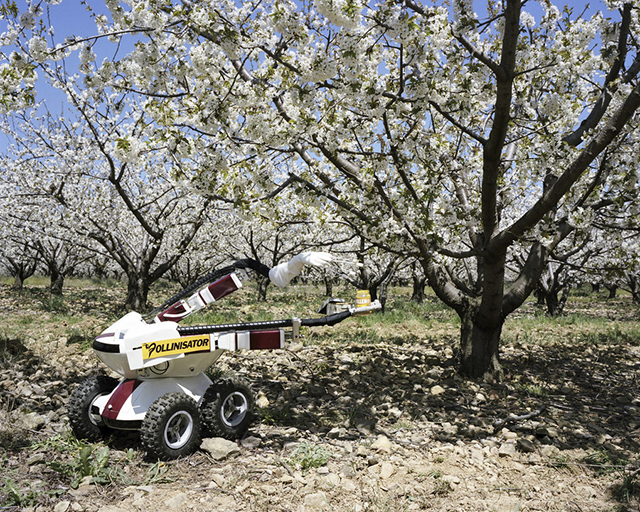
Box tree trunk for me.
[605,284,617,299]
[378,280,389,311]
[125,274,150,311]
[411,274,426,303]
[257,276,269,302]
[630,276,640,305]
[12,273,25,291]
[459,307,504,381]
[50,272,65,296]
[48,261,64,296]
[10,262,36,291]
[545,291,561,316]
[324,275,333,297]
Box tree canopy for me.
[2,0,640,379]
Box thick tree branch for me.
[481,0,521,240]
[563,3,634,147]
[495,81,640,249]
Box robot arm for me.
[152,253,332,322]
[268,252,333,287]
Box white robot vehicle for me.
[68,253,380,460]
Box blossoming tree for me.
[3,0,640,379]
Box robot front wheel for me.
[140,393,203,461]
[68,375,118,442]
[201,376,255,440]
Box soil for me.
[1,283,639,512]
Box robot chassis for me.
[68,254,381,460]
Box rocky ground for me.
[1,283,640,512]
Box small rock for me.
[498,442,516,457]
[241,436,262,449]
[255,391,269,408]
[340,464,357,478]
[27,453,46,466]
[502,430,518,440]
[442,475,461,486]
[201,437,241,460]
[371,435,392,453]
[321,473,341,486]
[469,447,484,461]
[304,492,329,510]
[517,438,536,453]
[328,427,345,439]
[441,422,458,435]
[261,485,277,495]
[210,473,225,488]
[165,492,189,508]
[23,412,46,430]
[53,501,71,512]
[430,385,446,395]
[379,462,395,479]
[354,418,376,435]
[387,407,403,419]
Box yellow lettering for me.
[142,335,211,359]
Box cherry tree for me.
[4,0,640,379]
[0,100,212,310]
[0,220,40,291]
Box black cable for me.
[143,258,269,321]
[176,310,353,336]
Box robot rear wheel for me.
[201,376,254,439]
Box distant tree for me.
[0,105,211,310]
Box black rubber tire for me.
[140,393,202,461]
[201,376,254,440]
[68,375,118,442]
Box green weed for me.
[1,477,64,507]
[47,443,125,488]
[144,461,175,485]
[582,451,640,502]
[284,441,332,471]
[260,406,293,425]
[514,382,548,397]
[66,327,93,350]
[40,295,68,313]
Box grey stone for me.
[241,435,262,449]
[201,437,241,460]
[53,501,71,512]
[517,438,536,453]
[27,453,46,465]
[498,442,516,457]
[304,492,329,510]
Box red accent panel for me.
[156,302,188,323]
[207,274,240,300]
[102,379,141,420]
[250,330,282,350]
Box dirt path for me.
[1,285,639,511]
